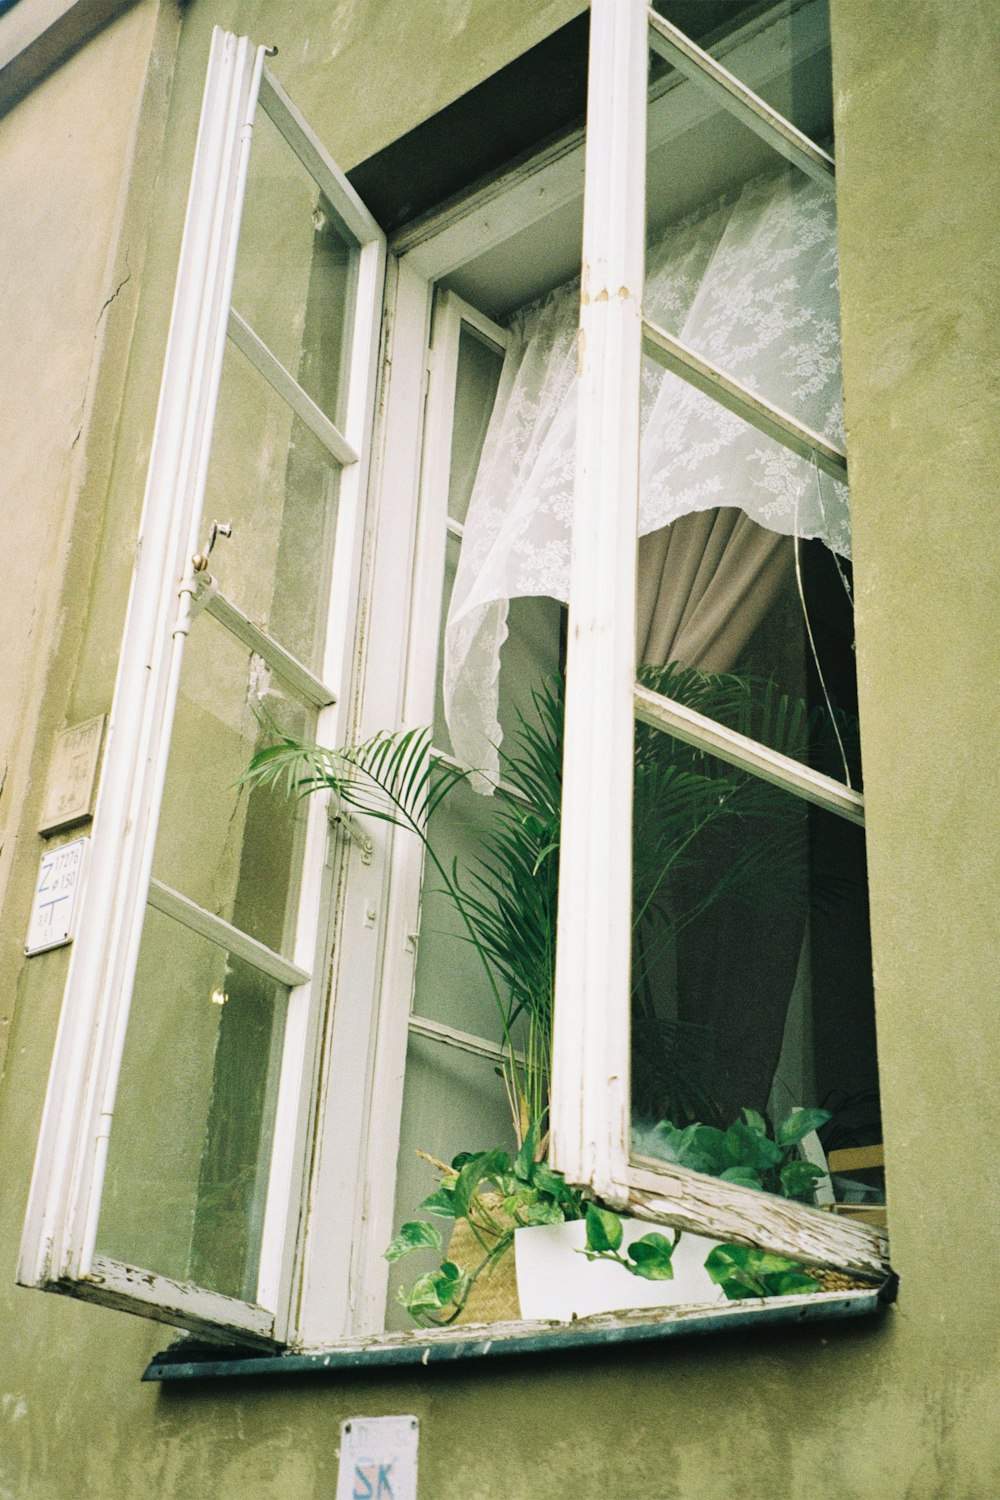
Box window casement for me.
[19,29,385,1346]
[22,0,889,1359]
[549,0,886,1282]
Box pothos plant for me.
[386,1105,831,1323]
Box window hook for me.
[192,520,232,574]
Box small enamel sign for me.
[38,714,105,834]
[26,837,89,955]
[335,1415,419,1500]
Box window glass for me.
[201,343,343,674]
[151,610,312,956]
[387,1037,516,1331]
[232,106,357,428]
[628,722,880,1214]
[447,326,504,526]
[95,907,289,1302]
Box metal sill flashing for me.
[144,1281,894,1381]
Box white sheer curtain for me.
[444,165,847,788]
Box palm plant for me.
[244,660,832,1143]
[242,725,537,1142]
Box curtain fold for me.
[637,509,794,672]
[444,164,846,788]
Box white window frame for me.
[18,27,385,1346]
[549,0,887,1282]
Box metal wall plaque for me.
[38,714,105,834]
[26,836,89,955]
[335,1415,419,1500]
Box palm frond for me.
[243,727,470,837]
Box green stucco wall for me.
[0,0,169,1071]
[0,2,997,1496]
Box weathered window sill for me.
[145,1280,896,1381]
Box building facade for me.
[0,1,997,1495]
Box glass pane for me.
[629,720,881,1219]
[95,907,289,1303]
[387,1035,516,1331]
[151,610,312,956]
[232,105,357,426]
[447,325,504,526]
[649,1,833,141]
[644,0,840,434]
[202,342,342,673]
[411,773,511,1041]
[635,504,859,784]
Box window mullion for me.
[647,7,835,185]
[626,1163,888,1280]
[146,879,311,988]
[227,309,359,466]
[258,68,382,246]
[407,1015,526,1070]
[549,0,648,1205]
[196,582,337,707]
[634,683,865,825]
[642,317,849,484]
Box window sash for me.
[19,28,386,1344]
[550,0,888,1280]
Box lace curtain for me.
[444,165,847,787]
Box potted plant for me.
[244,664,844,1325]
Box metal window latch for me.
[192,519,232,574]
[328,793,374,864]
[174,521,232,637]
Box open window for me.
[23,0,888,1358]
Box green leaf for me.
[399,1261,467,1319]
[703,1244,742,1282]
[502,1188,532,1216]
[514,1119,543,1182]
[775,1107,832,1147]
[719,1165,764,1190]
[384,1220,442,1263]
[779,1159,825,1202]
[584,1203,623,1254]
[684,1124,728,1174]
[521,1201,565,1227]
[452,1149,510,1218]
[530,1161,569,1201]
[626,1233,676,1280]
[761,1271,821,1296]
[716,1276,762,1301]
[418,1185,458,1218]
[725,1121,782,1170]
[742,1107,769,1137]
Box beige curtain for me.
[637,507,794,672]
[634,508,808,1123]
